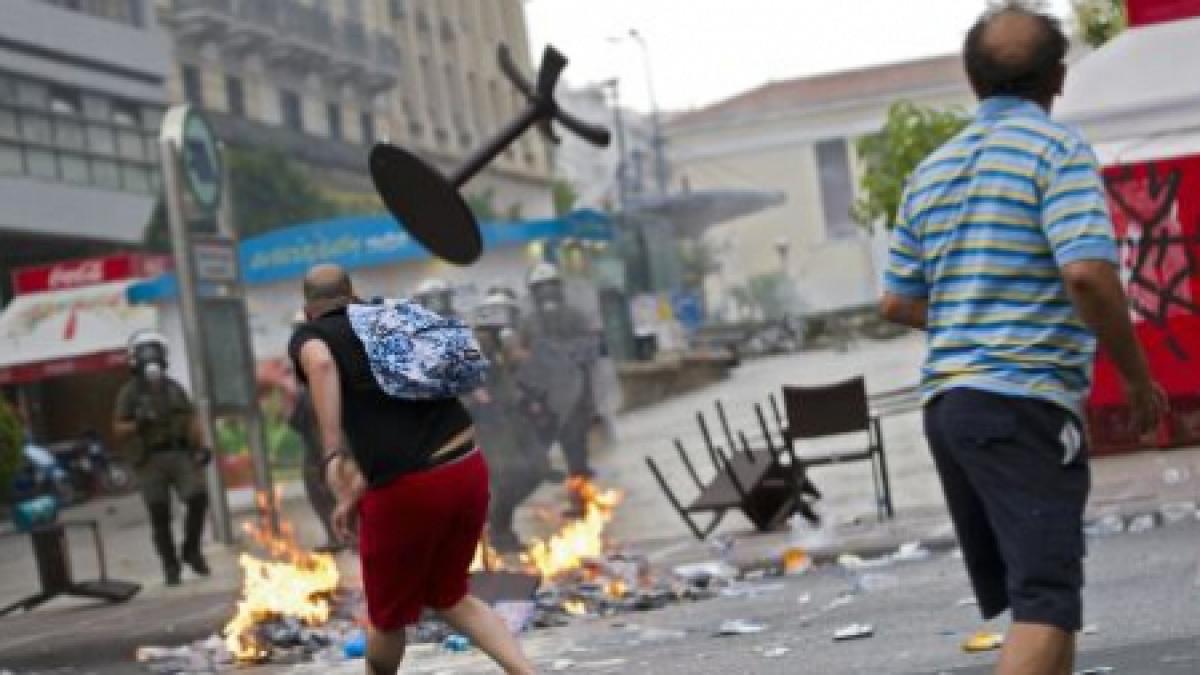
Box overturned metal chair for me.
[779,376,895,520]
[644,402,813,541]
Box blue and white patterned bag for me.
[347,301,488,400]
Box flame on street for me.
[524,477,623,580]
[224,492,340,662]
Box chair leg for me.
[716,400,748,462]
[695,412,725,475]
[674,439,705,492]
[645,457,708,541]
[768,393,785,436]
[872,417,895,519]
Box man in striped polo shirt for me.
[881,4,1167,673]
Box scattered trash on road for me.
[825,592,856,611]
[961,631,1004,653]
[674,560,737,583]
[716,619,768,636]
[1160,501,1198,525]
[762,646,791,658]
[551,658,577,671]
[1076,667,1115,675]
[1084,514,1126,537]
[1163,467,1191,485]
[1081,624,1100,636]
[441,634,471,653]
[1127,513,1158,534]
[833,623,874,641]
[956,596,979,607]
[892,541,932,563]
[855,572,900,593]
[720,582,786,599]
[797,592,812,605]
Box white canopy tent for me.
[0,281,156,385]
[1057,15,1200,151]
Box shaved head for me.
[964,2,1068,105]
[302,263,355,318]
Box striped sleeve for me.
[1040,141,1119,266]
[884,186,928,298]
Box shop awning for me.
[0,280,156,385]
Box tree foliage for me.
[0,396,22,503]
[552,179,580,217]
[143,145,341,249]
[853,101,969,230]
[1072,0,1127,48]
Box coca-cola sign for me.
[12,254,170,295]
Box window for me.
[182,65,204,107]
[280,89,303,131]
[17,80,48,108]
[121,164,151,192]
[91,158,120,188]
[86,124,116,154]
[21,112,53,145]
[81,94,110,121]
[0,109,17,139]
[116,128,144,160]
[815,138,857,240]
[388,0,406,19]
[326,102,342,140]
[59,153,89,184]
[0,143,22,174]
[27,149,57,179]
[112,101,140,127]
[225,76,245,117]
[54,118,86,150]
[359,111,374,145]
[49,88,81,116]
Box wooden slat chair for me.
[645,436,784,541]
[780,376,895,520]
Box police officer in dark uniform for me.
[113,331,209,586]
[467,290,549,552]
[521,263,601,485]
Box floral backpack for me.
[347,300,488,400]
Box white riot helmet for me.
[413,278,455,316]
[474,290,520,329]
[127,330,168,381]
[526,262,561,288]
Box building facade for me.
[158,0,555,218]
[0,0,172,297]
[666,55,974,314]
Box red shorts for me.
[357,449,489,630]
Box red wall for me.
[1088,154,1200,454]
[1126,0,1200,26]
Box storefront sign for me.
[12,253,169,296]
[192,237,239,284]
[1127,0,1200,26]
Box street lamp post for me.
[612,29,669,196]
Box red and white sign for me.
[0,280,157,384]
[11,253,170,296]
[1127,0,1200,27]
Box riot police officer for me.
[412,278,457,318]
[113,331,209,586]
[522,262,600,485]
[467,290,548,552]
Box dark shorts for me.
[357,449,489,631]
[924,388,1090,632]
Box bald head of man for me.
[964,2,1069,108]
[302,263,356,319]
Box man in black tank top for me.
[290,264,533,675]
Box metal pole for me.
[216,143,278,536]
[159,140,234,546]
[629,30,668,196]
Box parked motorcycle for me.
[13,441,76,506]
[54,432,134,500]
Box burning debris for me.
[223,492,342,663]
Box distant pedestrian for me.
[881,4,1167,674]
[289,264,533,675]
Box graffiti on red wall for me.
[1088,154,1200,453]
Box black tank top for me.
[288,308,473,487]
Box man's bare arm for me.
[880,293,929,330]
[1061,260,1166,433]
[298,339,344,455]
